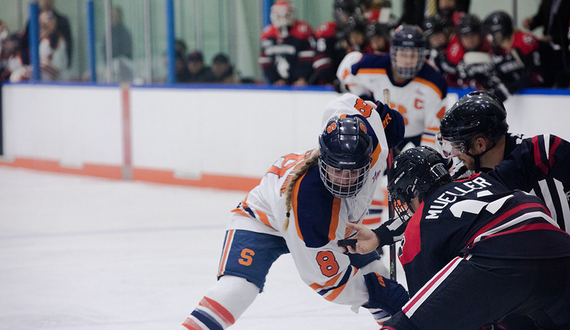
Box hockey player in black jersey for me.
[437,91,570,234]
[352,146,570,329]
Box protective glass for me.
[436,132,466,159]
[319,159,370,198]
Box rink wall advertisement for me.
[1,82,570,191]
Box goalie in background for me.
[179,94,407,330]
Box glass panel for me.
[0,0,551,85]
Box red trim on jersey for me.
[315,21,337,39]
[482,223,567,241]
[403,256,463,314]
[399,203,424,265]
[550,136,561,168]
[464,202,549,248]
[532,136,549,175]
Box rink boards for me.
[1,82,569,191]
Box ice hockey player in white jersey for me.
[337,25,448,152]
[179,94,407,330]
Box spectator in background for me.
[346,17,373,53]
[483,11,552,101]
[359,0,397,25]
[1,33,29,82]
[423,14,453,64]
[365,22,391,53]
[38,11,68,81]
[259,0,315,86]
[310,0,356,86]
[399,0,469,27]
[209,53,235,84]
[101,6,133,82]
[185,50,213,83]
[104,6,132,59]
[436,0,465,27]
[443,14,492,89]
[523,0,570,87]
[22,0,72,68]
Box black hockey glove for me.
[375,101,405,149]
[363,272,409,315]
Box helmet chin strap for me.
[465,141,497,172]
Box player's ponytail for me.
[284,151,320,231]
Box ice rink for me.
[0,166,385,330]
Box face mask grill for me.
[319,158,370,198]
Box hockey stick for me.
[383,88,397,282]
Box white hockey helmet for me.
[270,1,297,29]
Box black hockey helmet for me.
[390,25,426,79]
[422,14,451,39]
[457,14,482,37]
[334,0,359,30]
[366,22,390,39]
[388,146,451,214]
[319,116,373,198]
[437,91,508,158]
[483,11,514,45]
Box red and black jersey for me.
[311,21,348,85]
[259,21,316,84]
[440,34,492,88]
[489,30,546,92]
[490,133,570,234]
[400,172,570,296]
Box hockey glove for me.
[364,272,409,315]
[376,101,405,149]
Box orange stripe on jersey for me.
[217,230,235,277]
[182,317,204,330]
[421,137,436,144]
[309,272,343,290]
[362,217,382,225]
[230,209,250,218]
[356,68,387,75]
[425,126,439,132]
[412,77,443,99]
[200,297,236,326]
[257,209,272,228]
[370,141,382,167]
[324,267,359,302]
[328,198,342,242]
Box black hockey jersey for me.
[400,172,570,296]
[490,133,570,234]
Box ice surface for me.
[0,167,381,330]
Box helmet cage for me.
[390,46,426,79]
[270,1,297,29]
[319,159,370,198]
[390,25,426,79]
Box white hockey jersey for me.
[338,52,448,149]
[225,94,390,308]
